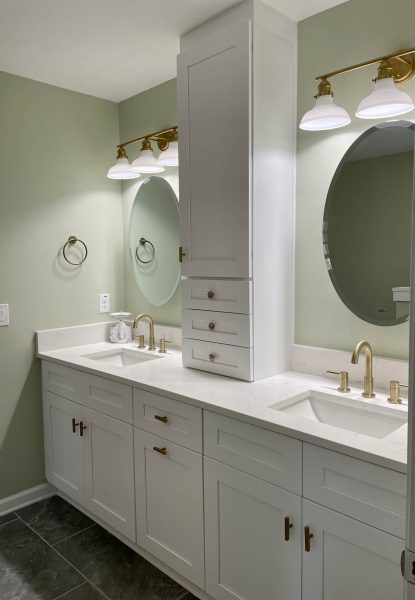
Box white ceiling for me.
[0,0,349,102]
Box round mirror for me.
[323,121,414,326]
[129,176,180,306]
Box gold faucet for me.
[351,340,375,398]
[133,314,156,351]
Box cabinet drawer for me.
[182,309,252,347]
[303,443,406,538]
[42,361,82,402]
[133,388,202,453]
[181,279,251,313]
[204,411,302,494]
[182,338,253,381]
[82,373,132,423]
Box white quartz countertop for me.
[37,341,408,474]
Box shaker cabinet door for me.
[302,499,404,600]
[43,392,85,504]
[178,22,252,278]
[204,457,301,600]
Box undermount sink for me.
[82,348,162,367]
[270,391,407,439]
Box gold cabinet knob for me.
[79,421,88,437]
[209,352,216,362]
[153,446,167,455]
[71,418,80,434]
[207,290,215,299]
[208,321,216,330]
[154,415,168,423]
[284,516,294,541]
[304,526,314,552]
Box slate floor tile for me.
[17,496,94,545]
[55,581,106,599]
[0,511,17,526]
[0,518,84,600]
[55,525,187,600]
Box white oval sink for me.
[270,391,407,439]
[82,348,162,367]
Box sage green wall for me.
[119,79,181,326]
[0,71,124,499]
[296,0,415,359]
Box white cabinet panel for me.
[204,458,301,600]
[182,309,252,347]
[133,388,202,452]
[42,361,82,402]
[83,407,135,542]
[182,338,252,381]
[303,443,406,538]
[134,429,204,588]
[43,392,84,504]
[82,373,132,423]
[181,279,252,314]
[204,411,302,493]
[178,23,252,278]
[302,499,404,600]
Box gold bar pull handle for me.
[179,246,186,263]
[153,446,167,455]
[154,415,168,423]
[72,418,80,434]
[79,421,88,437]
[284,516,293,541]
[304,526,314,552]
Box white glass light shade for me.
[299,95,351,131]
[131,149,165,173]
[158,141,179,166]
[107,157,140,180]
[355,77,415,119]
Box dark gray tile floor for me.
[0,496,199,600]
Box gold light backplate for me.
[388,53,415,83]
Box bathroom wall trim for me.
[0,482,55,516]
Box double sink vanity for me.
[37,323,408,600]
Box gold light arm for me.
[117,126,178,151]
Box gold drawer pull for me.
[304,526,314,552]
[153,446,167,455]
[284,516,293,541]
[209,352,216,362]
[207,290,215,299]
[79,421,88,437]
[154,415,168,423]
[72,418,80,433]
[179,246,186,262]
[208,321,216,330]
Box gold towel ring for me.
[63,235,88,266]
[136,237,155,264]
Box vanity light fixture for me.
[300,48,415,131]
[107,126,178,179]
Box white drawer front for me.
[303,443,406,538]
[42,361,82,402]
[182,309,252,347]
[133,388,202,453]
[82,373,132,423]
[204,411,302,494]
[182,338,252,381]
[182,279,251,313]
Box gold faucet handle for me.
[135,334,145,348]
[327,370,351,393]
[388,380,408,404]
[158,338,171,353]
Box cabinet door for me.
[302,499,404,600]
[43,391,84,504]
[134,429,204,588]
[204,457,301,600]
[83,407,135,542]
[178,22,251,278]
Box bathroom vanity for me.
[37,329,407,600]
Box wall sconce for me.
[300,48,415,131]
[107,126,178,179]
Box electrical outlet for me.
[0,304,10,326]
[99,293,110,314]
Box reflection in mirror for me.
[129,176,180,306]
[323,121,414,326]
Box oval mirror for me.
[129,176,180,306]
[323,121,414,326]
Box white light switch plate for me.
[0,304,10,326]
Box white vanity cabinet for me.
[178,1,295,381]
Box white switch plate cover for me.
[99,293,110,314]
[0,304,10,326]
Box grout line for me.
[15,516,112,600]
[51,523,96,546]
[0,515,18,527]
[51,581,87,600]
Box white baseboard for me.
[0,483,55,516]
